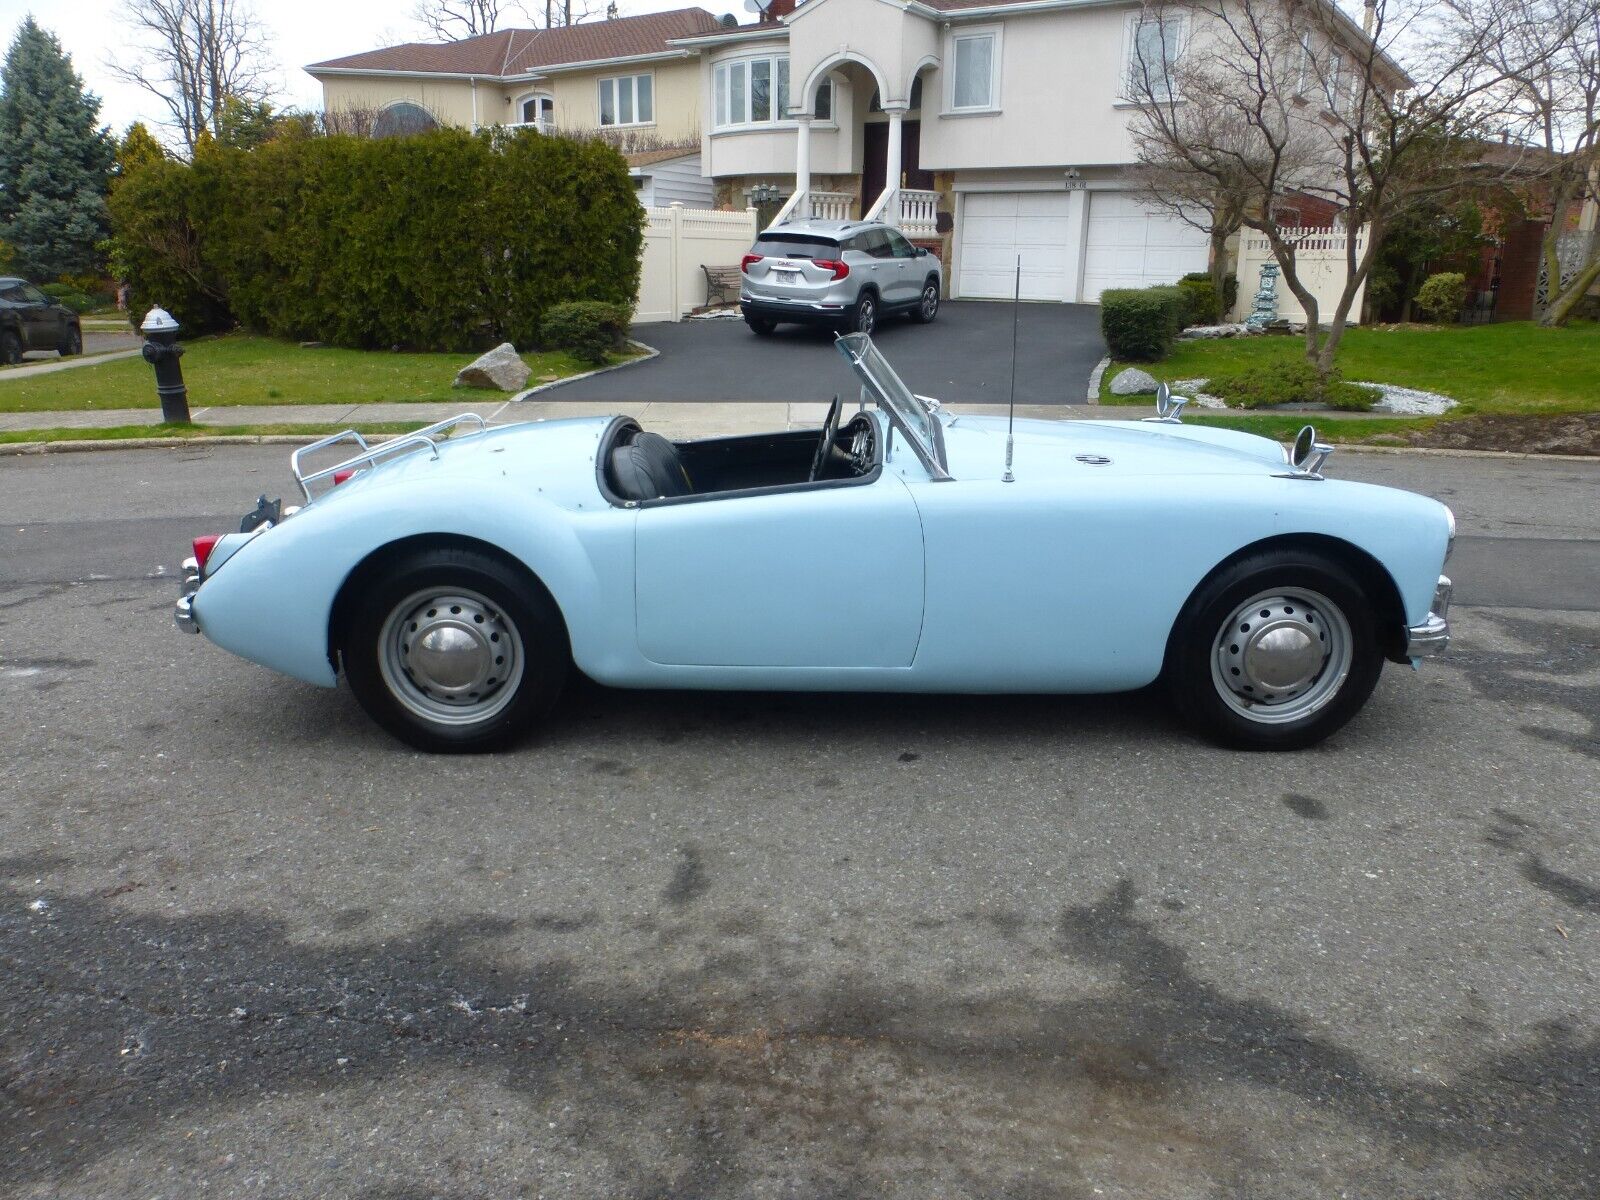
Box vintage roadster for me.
[175,334,1452,753]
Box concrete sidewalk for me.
[0,397,1158,438]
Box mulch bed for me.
[1365,413,1600,456]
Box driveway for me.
[1,444,1597,1198]
[554,300,1105,404]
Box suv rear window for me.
[753,233,841,259]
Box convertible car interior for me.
[601,399,878,504]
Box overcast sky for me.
[0,0,744,143]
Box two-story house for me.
[309,1,1387,309]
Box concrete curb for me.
[1086,356,1110,404]
[506,339,660,401]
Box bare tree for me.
[110,0,276,156]
[1485,0,1600,324]
[1127,0,1556,371]
[412,0,597,38]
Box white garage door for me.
[1082,192,1210,299]
[957,192,1074,301]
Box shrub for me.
[541,300,631,364]
[1177,271,1237,325]
[40,283,95,312]
[108,128,644,351]
[1207,360,1380,412]
[1414,272,1467,323]
[1100,285,1187,361]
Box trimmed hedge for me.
[1177,271,1237,326]
[1207,361,1380,412]
[1414,272,1467,323]
[1099,285,1187,361]
[541,300,630,364]
[108,128,643,351]
[40,283,95,313]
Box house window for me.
[1128,15,1185,102]
[951,30,998,110]
[372,101,438,138]
[599,73,653,126]
[516,93,554,128]
[713,53,829,127]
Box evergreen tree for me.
[0,18,115,278]
[115,122,167,182]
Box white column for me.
[884,108,905,219]
[794,114,812,215]
[1062,187,1089,302]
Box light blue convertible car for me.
[175,334,1453,753]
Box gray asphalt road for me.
[2,443,1597,1199]
[553,301,1106,404]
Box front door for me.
[634,475,925,668]
[861,121,934,216]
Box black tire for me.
[340,546,569,753]
[846,290,878,335]
[0,330,21,366]
[911,278,940,324]
[745,314,777,335]
[1163,548,1383,750]
[59,324,82,357]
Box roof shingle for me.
[307,8,725,77]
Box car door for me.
[633,472,925,669]
[883,229,921,306]
[855,229,896,304]
[16,284,54,350]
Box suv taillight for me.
[814,258,850,281]
[741,253,763,272]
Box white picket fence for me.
[1231,227,1369,325]
[636,204,760,324]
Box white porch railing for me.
[767,189,856,229]
[505,119,555,135]
[895,189,939,237]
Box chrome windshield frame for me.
[834,333,952,482]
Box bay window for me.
[713,53,830,128]
[599,73,653,127]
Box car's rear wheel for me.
[341,546,569,753]
[911,279,940,324]
[1164,548,1382,750]
[1,331,21,365]
[847,291,877,335]
[59,325,81,357]
[745,315,776,335]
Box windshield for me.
[834,333,950,480]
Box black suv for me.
[0,277,83,364]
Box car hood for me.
[937,415,1292,480]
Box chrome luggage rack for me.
[290,413,488,501]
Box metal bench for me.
[702,264,742,307]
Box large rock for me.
[454,342,531,392]
[1108,367,1158,395]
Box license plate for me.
[773,269,801,285]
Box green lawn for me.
[1100,321,1600,415]
[0,334,619,413]
[0,421,437,446]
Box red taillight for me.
[741,253,763,272]
[814,258,850,281]
[192,535,222,570]
[332,468,357,485]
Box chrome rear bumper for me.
[1406,575,1452,658]
[175,555,200,634]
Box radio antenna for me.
[1002,255,1020,483]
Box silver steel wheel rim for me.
[921,286,938,318]
[858,299,875,333]
[1209,587,1352,725]
[377,588,525,727]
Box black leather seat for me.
[609,430,693,501]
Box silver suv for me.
[739,219,942,336]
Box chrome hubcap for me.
[922,287,937,317]
[858,300,875,332]
[1210,588,1352,724]
[378,588,524,726]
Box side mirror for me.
[1289,424,1334,476]
[1145,380,1187,423]
[915,246,929,257]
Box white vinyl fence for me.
[636,203,760,324]
[1231,228,1369,325]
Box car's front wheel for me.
[1164,548,1382,750]
[911,279,940,324]
[59,325,81,357]
[341,546,569,753]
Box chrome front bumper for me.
[174,556,200,634]
[1405,575,1452,658]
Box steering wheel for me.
[809,394,842,482]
